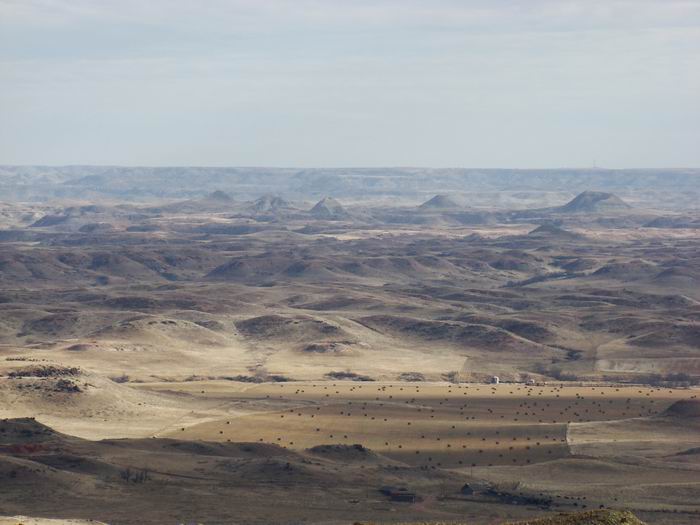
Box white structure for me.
[491,376,500,384]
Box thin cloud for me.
[3,0,700,30]
[0,0,698,166]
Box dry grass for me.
[505,509,646,524]
[357,509,646,525]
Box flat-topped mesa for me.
[419,194,462,209]
[558,191,631,213]
[309,196,348,219]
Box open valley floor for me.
[1,168,699,524]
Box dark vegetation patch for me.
[637,372,698,387]
[325,371,374,381]
[7,365,81,378]
[301,341,354,354]
[307,444,376,461]
[505,509,645,525]
[182,374,291,383]
[398,372,426,381]
[223,374,291,383]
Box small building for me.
[379,486,417,503]
[491,376,500,384]
[390,491,417,503]
[460,483,475,496]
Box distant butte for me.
[250,195,292,212]
[528,223,581,239]
[558,191,630,213]
[419,194,462,209]
[310,196,348,219]
[206,190,233,202]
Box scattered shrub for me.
[442,371,460,383]
[325,371,374,381]
[120,467,150,483]
[398,372,426,382]
[8,365,80,378]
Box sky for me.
[1,0,699,168]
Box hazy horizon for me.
[3,163,700,170]
[0,163,700,171]
[1,1,699,168]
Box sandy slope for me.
[0,519,106,525]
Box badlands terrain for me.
[0,167,699,524]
